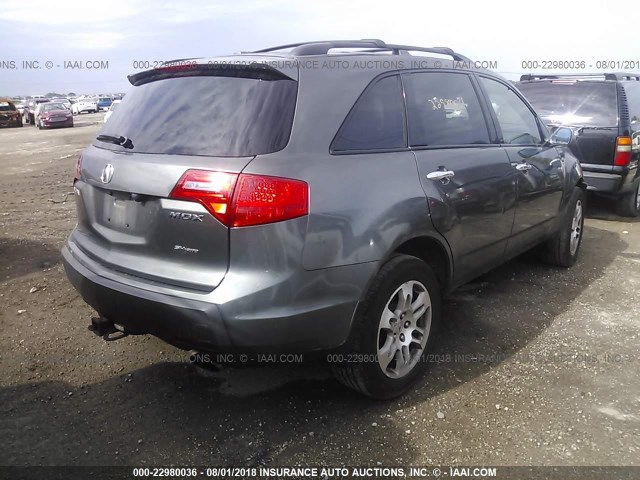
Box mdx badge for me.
[100,164,114,184]
[169,212,204,222]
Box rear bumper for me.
[583,165,638,194]
[62,242,374,353]
[583,171,623,192]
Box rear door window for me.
[403,72,490,146]
[480,77,542,145]
[516,81,618,128]
[332,75,406,152]
[96,74,297,157]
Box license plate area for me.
[102,192,138,230]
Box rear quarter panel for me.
[242,62,437,271]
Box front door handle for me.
[515,163,533,172]
[426,170,456,181]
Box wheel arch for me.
[391,235,453,293]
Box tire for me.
[615,181,640,217]
[37,120,43,130]
[332,254,441,399]
[540,186,586,267]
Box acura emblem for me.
[100,164,114,184]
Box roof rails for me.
[520,73,640,82]
[251,39,471,62]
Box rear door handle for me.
[426,170,456,181]
[515,163,533,171]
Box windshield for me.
[96,74,297,157]
[43,103,66,111]
[517,81,618,127]
[99,97,111,101]
[0,102,15,111]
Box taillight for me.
[73,154,82,184]
[614,136,632,167]
[231,174,308,227]
[169,169,308,227]
[170,170,238,225]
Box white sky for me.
[0,0,638,95]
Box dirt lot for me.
[1,117,639,468]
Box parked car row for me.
[2,94,123,129]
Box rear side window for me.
[332,75,406,152]
[480,77,542,145]
[403,72,490,146]
[623,82,640,124]
[96,75,297,157]
[517,81,618,128]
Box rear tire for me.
[540,186,585,267]
[332,254,441,399]
[616,181,640,217]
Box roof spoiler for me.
[128,60,295,86]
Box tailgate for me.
[72,146,254,291]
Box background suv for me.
[63,40,585,399]
[518,73,640,216]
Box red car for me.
[36,102,74,129]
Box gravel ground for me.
[0,117,639,468]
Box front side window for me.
[480,77,542,145]
[403,72,490,146]
[332,75,406,152]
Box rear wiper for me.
[96,134,134,149]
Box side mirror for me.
[550,127,573,145]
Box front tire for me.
[332,255,441,399]
[540,186,586,267]
[616,181,640,217]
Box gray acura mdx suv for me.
[63,40,585,398]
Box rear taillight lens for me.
[73,154,82,184]
[169,169,308,227]
[170,170,238,225]
[614,136,632,167]
[231,174,308,227]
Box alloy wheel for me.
[570,199,583,256]
[377,280,431,379]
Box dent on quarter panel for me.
[301,151,431,270]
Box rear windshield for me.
[95,75,297,157]
[517,81,618,127]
